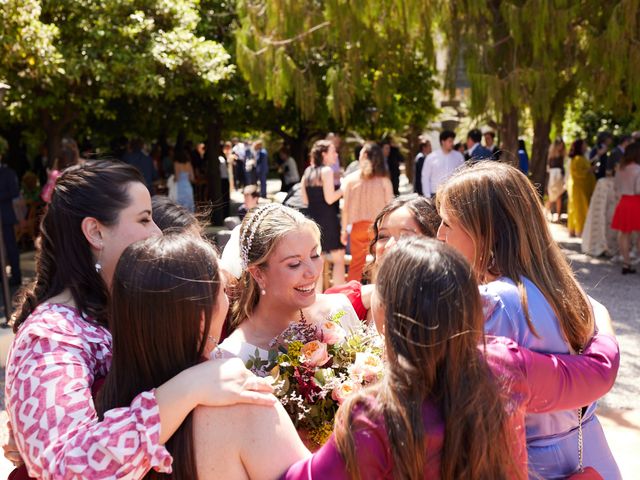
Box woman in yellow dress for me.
[567,139,596,236]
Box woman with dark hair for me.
[284,237,619,479]
[437,162,620,478]
[301,139,345,289]
[97,234,309,479]
[611,141,640,274]
[5,161,274,479]
[567,139,597,237]
[341,142,393,282]
[151,195,201,234]
[326,194,440,323]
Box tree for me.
[234,0,439,148]
[443,1,522,164]
[444,1,629,186]
[0,0,232,164]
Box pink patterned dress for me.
[5,303,172,479]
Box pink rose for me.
[331,380,360,404]
[349,351,384,383]
[300,340,331,367]
[319,320,347,345]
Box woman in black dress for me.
[301,139,345,290]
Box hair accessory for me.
[240,203,282,269]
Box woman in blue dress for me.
[173,152,195,212]
[436,162,621,479]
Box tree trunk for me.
[405,124,422,184]
[498,106,519,167]
[174,130,187,162]
[2,124,26,175]
[531,115,552,195]
[205,120,224,226]
[41,107,75,167]
[45,126,63,170]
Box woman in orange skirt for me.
[611,142,640,274]
[341,142,393,282]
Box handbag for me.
[565,348,604,480]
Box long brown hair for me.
[12,161,145,331]
[95,234,221,480]
[335,237,517,479]
[620,141,640,168]
[230,204,320,330]
[437,162,593,351]
[369,193,441,256]
[360,142,387,179]
[309,139,333,167]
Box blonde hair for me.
[230,204,320,330]
[547,139,565,160]
[437,162,593,351]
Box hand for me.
[3,421,24,468]
[195,357,276,407]
[340,230,348,246]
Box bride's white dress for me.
[217,293,361,364]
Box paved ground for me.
[0,199,638,478]
[548,222,640,479]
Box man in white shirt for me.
[421,130,465,198]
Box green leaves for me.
[0,0,232,125]
[235,0,439,128]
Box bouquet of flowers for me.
[246,310,384,447]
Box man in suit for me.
[465,129,494,161]
[605,134,631,177]
[483,131,501,159]
[0,152,21,286]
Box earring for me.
[260,289,266,296]
[95,243,103,274]
[487,251,496,271]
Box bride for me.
[219,204,360,365]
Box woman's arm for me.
[499,331,620,414]
[7,323,274,480]
[187,163,195,183]
[383,177,393,203]
[322,167,342,205]
[300,170,309,206]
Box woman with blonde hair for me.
[436,162,620,478]
[283,237,619,479]
[546,138,566,222]
[218,203,359,366]
[341,142,393,282]
[301,139,345,289]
